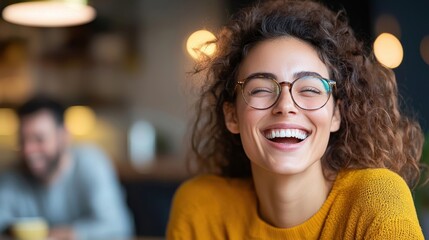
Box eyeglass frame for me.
[235,73,336,110]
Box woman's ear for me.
[330,101,341,132]
[223,102,240,134]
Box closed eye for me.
[249,88,274,96]
[298,87,322,95]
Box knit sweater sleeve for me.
[166,175,226,240]
[350,169,424,239]
[366,218,424,239]
[166,179,199,240]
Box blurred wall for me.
[0,0,226,165]
[372,0,429,133]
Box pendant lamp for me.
[2,0,96,27]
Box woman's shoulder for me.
[176,174,253,196]
[331,168,423,239]
[338,168,408,191]
[168,175,256,238]
[335,168,414,212]
[172,174,254,210]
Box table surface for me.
[115,155,192,182]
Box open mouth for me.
[264,129,309,144]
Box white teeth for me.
[265,129,308,140]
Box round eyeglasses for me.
[236,73,336,110]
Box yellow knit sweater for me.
[167,168,424,239]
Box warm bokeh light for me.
[2,0,96,27]
[186,30,216,59]
[0,108,19,136]
[420,35,429,66]
[375,14,401,38]
[65,106,96,136]
[373,33,403,69]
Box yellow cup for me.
[11,218,48,240]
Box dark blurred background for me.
[0,0,427,238]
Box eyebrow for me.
[293,71,323,79]
[244,71,323,81]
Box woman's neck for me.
[251,162,333,228]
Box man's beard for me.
[21,147,64,184]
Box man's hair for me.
[17,96,65,126]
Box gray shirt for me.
[0,144,133,239]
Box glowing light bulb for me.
[186,30,216,60]
[0,108,18,136]
[65,106,96,136]
[373,33,403,69]
[2,0,96,27]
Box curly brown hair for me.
[189,0,424,187]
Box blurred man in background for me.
[0,96,133,240]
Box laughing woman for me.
[167,0,425,239]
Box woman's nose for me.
[271,86,298,115]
